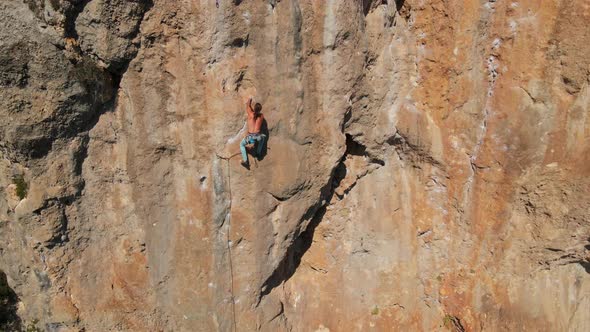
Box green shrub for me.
[371,306,379,315]
[443,314,453,326]
[24,319,42,332]
[12,175,28,200]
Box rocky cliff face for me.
[1,0,589,331]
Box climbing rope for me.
[215,152,239,332]
[214,144,262,331]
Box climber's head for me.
[254,103,262,115]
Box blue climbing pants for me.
[240,133,266,162]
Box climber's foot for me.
[240,161,250,170]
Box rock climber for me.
[240,97,266,169]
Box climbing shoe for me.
[240,161,250,170]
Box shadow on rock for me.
[581,237,590,274]
[256,119,270,161]
[0,270,21,331]
[258,155,348,299]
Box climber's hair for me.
[254,103,262,114]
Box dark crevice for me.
[268,192,290,202]
[332,161,347,191]
[345,134,385,166]
[342,108,352,131]
[233,70,246,92]
[581,238,590,274]
[64,1,154,75]
[0,270,21,331]
[64,0,91,40]
[108,0,155,75]
[394,0,411,21]
[372,158,386,166]
[443,314,465,332]
[227,35,249,48]
[258,158,343,301]
[364,52,378,70]
[73,134,90,177]
[330,134,384,199]
[362,0,382,16]
[579,261,590,274]
[259,202,326,299]
[268,301,284,323]
[258,135,384,300]
[540,238,590,274]
[395,0,405,12]
[361,0,395,16]
[386,131,444,170]
[23,60,119,160]
[345,133,366,156]
[336,182,356,199]
[18,0,154,162]
[24,0,92,39]
[545,247,564,252]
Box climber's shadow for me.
[256,119,269,161]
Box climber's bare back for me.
[248,113,263,133]
[246,97,264,133]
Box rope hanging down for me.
[214,145,260,330]
[215,152,239,332]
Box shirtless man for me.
[240,97,266,169]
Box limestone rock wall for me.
[0,0,589,331]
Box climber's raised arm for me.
[246,97,254,116]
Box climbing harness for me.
[243,133,266,161]
[245,133,261,149]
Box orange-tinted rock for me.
[0,0,588,331]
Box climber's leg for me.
[256,134,266,157]
[240,137,249,164]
